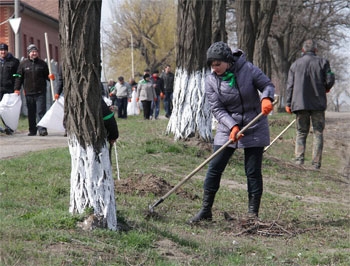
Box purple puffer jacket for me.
[205,50,275,148]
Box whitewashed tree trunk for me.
[60,0,117,230]
[167,0,215,142]
[68,136,117,230]
[166,68,212,141]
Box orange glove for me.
[261,98,273,115]
[109,92,113,97]
[160,92,165,99]
[285,106,292,114]
[154,97,157,102]
[14,90,20,95]
[54,94,60,100]
[229,125,243,142]
[136,98,139,102]
[48,74,55,80]
[128,98,131,102]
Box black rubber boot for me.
[188,190,216,223]
[248,194,261,217]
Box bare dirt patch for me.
[115,173,197,200]
[152,239,193,264]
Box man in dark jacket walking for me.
[286,39,335,169]
[150,69,164,119]
[0,43,19,134]
[14,44,54,136]
[161,65,174,118]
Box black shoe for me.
[4,128,13,135]
[0,127,4,134]
[188,190,216,224]
[39,130,48,136]
[28,132,36,136]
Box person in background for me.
[150,69,164,120]
[161,64,174,118]
[127,77,139,116]
[53,65,68,136]
[101,98,119,146]
[285,39,335,169]
[128,78,137,91]
[137,69,150,113]
[189,41,275,223]
[138,68,150,85]
[107,79,117,107]
[136,73,157,120]
[54,65,63,100]
[14,44,54,136]
[109,76,132,119]
[0,43,19,135]
[55,65,119,143]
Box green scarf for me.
[222,72,236,87]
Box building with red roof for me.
[0,0,59,61]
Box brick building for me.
[0,0,59,61]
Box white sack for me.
[127,90,140,115]
[0,93,22,131]
[37,96,65,132]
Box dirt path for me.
[0,130,68,159]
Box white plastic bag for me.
[127,90,140,115]
[0,93,22,131]
[37,96,65,132]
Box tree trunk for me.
[236,0,276,76]
[212,0,227,43]
[235,0,255,62]
[166,0,214,141]
[252,0,277,77]
[59,0,117,230]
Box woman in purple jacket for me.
[189,42,275,223]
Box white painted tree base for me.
[166,68,213,142]
[68,135,117,231]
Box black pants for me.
[117,97,128,118]
[204,145,264,196]
[141,100,152,119]
[26,92,47,134]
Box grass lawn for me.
[0,111,349,265]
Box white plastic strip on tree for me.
[166,68,212,142]
[68,135,117,231]
[0,93,22,131]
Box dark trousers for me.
[204,145,264,196]
[26,92,47,134]
[141,100,152,119]
[117,97,128,118]
[295,110,325,167]
[164,91,173,117]
[151,95,160,119]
